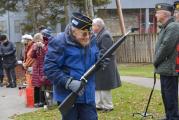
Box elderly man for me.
[92,18,121,112]
[174,1,179,22]
[154,3,179,120]
[44,12,98,120]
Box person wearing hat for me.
[44,12,98,119]
[0,34,17,88]
[154,3,179,120]
[174,1,179,22]
[173,1,179,75]
[21,34,35,86]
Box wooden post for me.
[116,0,126,35]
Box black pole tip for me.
[131,28,139,32]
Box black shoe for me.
[34,103,39,108]
[11,83,17,88]
[96,107,103,111]
[6,84,12,88]
[38,102,44,107]
[0,83,3,87]
[102,108,113,112]
[34,102,44,108]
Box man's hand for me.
[100,58,111,70]
[65,78,85,96]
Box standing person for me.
[0,34,4,87]
[0,53,3,87]
[92,18,121,112]
[44,12,98,120]
[31,33,46,107]
[174,1,179,22]
[173,1,179,74]
[21,34,35,86]
[0,34,17,88]
[154,3,179,120]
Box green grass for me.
[119,63,155,78]
[12,82,164,120]
[12,63,164,120]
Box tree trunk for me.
[88,0,94,18]
[64,0,69,25]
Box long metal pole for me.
[7,0,11,41]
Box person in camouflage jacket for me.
[154,3,179,120]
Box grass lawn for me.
[12,63,165,120]
[119,63,155,78]
[12,82,164,120]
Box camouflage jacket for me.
[154,17,179,76]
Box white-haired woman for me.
[21,34,35,86]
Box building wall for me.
[0,11,26,43]
[97,9,148,35]
[104,0,176,9]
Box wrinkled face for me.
[72,28,90,47]
[155,10,166,23]
[174,10,179,22]
[92,24,100,33]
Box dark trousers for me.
[4,67,16,85]
[160,75,179,120]
[60,103,98,120]
[34,87,45,104]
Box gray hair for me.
[92,18,105,28]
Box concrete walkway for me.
[121,76,161,90]
[0,87,38,120]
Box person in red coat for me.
[31,33,48,107]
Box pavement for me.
[0,76,176,120]
[121,76,161,90]
[0,86,38,120]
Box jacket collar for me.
[161,17,175,29]
[96,27,105,41]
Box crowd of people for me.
[20,27,53,108]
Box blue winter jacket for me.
[44,26,98,104]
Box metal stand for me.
[133,73,156,119]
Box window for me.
[0,21,7,33]
[14,20,21,33]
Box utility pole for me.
[7,0,11,41]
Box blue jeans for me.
[160,75,179,120]
[61,103,98,120]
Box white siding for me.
[0,11,26,43]
[104,0,176,9]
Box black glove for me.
[65,78,85,96]
[98,49,111,70]
[100,58,111,70]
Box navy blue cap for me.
[155,3,174,13]
[41,28,52,38]
[71,12,92,31]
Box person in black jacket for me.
[0,34,17,88]
[0,34,3,87]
